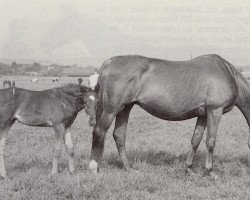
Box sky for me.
[0,0,249,67]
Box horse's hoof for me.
[186,167,195,176]
[203,170,219,179]
[209,172,219,179]
[69,170,76,175]
[125,167,143,176]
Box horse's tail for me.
[220,56,249,101]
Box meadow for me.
[0,76,249,200]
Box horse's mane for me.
[55,83,91,97]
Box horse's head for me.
[83,90,98,127]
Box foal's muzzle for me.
[89,118,96,127]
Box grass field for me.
[0,76,249,199]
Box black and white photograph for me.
[0,0,249,199]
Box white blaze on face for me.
[89,95,95,101]
[88,73,99,90]
[89,160,98,175]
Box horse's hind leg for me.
[51,123,65,174]
[113,105,133,170]
[186,116,207,171]
[205,108,222,175]
[64,126,75,173]
[0,122,15,178]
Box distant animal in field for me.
[88,71,99,90]
[89,54,250,177]
[2,80,15,88]
[52,77,60,83]
[2,80,11,88]
[31,78,39,83]
[0,84,98,178]
[78,78,83,85]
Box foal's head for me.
[59,84,98,126]
[83,89,98,126]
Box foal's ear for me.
[75,92,85,99]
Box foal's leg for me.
[186,116,207,171]
[205,108,222,175]
[51,123,65,174]
[113,105,133,170]
[64,126,75,173]
[0,122,14,178]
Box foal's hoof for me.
[50,170,58,175]
[0,175,8,180]
[89,160,98,175]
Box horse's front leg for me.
[64,126,75,173]
[89,112,116,174]
[51,123,65,174]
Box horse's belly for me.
[137,101,206,121]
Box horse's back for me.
[98,54,238,120]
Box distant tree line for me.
[0,62,91,77]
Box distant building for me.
[26,71,39,76]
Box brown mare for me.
[0,84,97,179]
[89,54,250,176]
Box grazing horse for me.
[89,54,250,176]
[3,80,11,88]
[52,77,60,83]
[0,84,97,178]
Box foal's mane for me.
[55,83,91,97]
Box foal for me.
[0,84,97,178]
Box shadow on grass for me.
[9,159,51,173]
[106,149,250,171]
[106,150,204,169]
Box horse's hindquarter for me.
[102,55,237,120]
